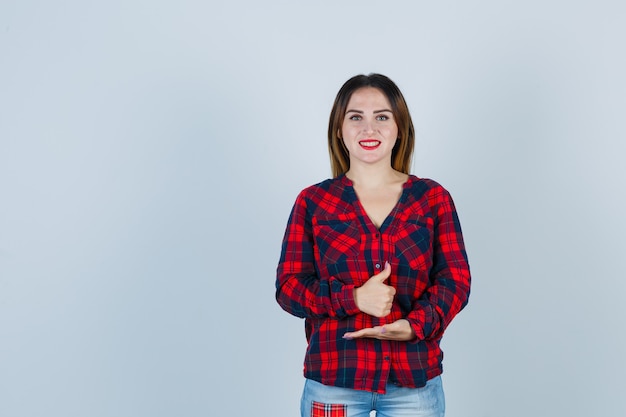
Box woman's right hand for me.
[354,262,396,317]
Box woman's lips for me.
[359,140,381,150]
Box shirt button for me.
[375,263,381,269]
[375,233,380,238]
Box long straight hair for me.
[327,74,415,178]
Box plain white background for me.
[1,1,625,416]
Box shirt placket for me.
[349,181,405,393]
[378,227,395,392]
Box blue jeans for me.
[300,376,445,417]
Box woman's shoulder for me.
[298,176,347,197]
[292,176,353,214]
[405,175,458,205]
[406,175,445,191]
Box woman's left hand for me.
[343,319,416,341]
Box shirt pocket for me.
[313,218,361,265]
[394,216,434,271]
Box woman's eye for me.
[349,115,362,121]
[376,115,389,121]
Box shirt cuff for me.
[406,302,440,341]
[337,284,360,317]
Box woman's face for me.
[340,87,398,168]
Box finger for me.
[372,261,391,282]
[343,327,380,340]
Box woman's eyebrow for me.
[345,109,392,114]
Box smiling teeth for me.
[360,141,380,146]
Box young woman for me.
[276,74,471,417]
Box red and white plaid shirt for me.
[276,174,471,394]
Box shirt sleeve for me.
[275,191,360,319]
[406,185,471,340]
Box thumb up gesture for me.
[354,262,396,317]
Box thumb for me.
[372,261,391,282]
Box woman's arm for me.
[275,192,361,319]
[405,185,471,341]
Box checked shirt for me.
[276,174,471,394]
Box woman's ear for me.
[337,129,342,139]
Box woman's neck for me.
[345,163,406,189]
